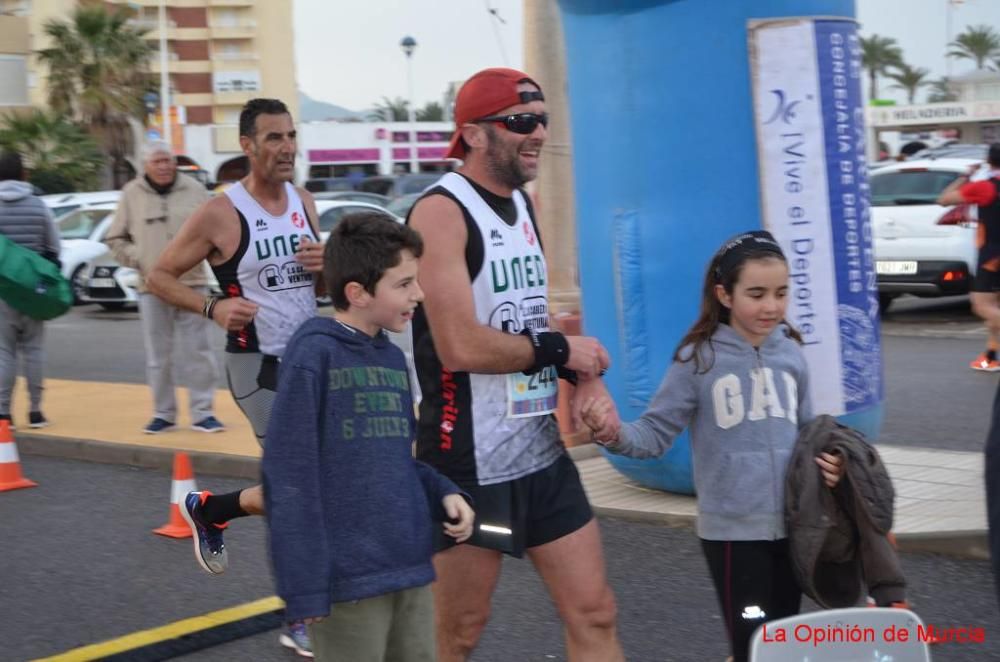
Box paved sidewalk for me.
[574,444,988,559]
[10,377,990,559]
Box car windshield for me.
[318,205,392,232]
[58,208,113,240]
[387,193,420,217]
[49,204,81,219]
[869,170,961,206]
[401,175,439,194]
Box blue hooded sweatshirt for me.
[262,317,463,622]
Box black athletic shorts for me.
[435,453,593,558]
[973,264,1000,292]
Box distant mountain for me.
[299,91,366,122]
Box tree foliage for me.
[37,5,153,187]
[0,110,105,192]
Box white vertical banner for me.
[749,18,882,417]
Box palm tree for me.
[927,78,958,103]
[369,96,410,122]
[948,24,1000,70]
[0,110,104,192]
[887,64,931,104]
[861,34,903,101]
[37,5,153,187]
[416,102,444,121]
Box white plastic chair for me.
[749,607,932,662]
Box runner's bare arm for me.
[294,186,326,296]
[937,164,977,205]
[409,194,535,374]
[147,196,227,313]
[148,196,259,331]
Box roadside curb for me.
[18,433,990,560]
[17,433,261,480]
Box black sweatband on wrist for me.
[520,328,569,374]
[556,366,578,386]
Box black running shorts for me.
[973,264,1000,292]
[435,453,593,558]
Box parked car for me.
[910,143,988,162]
[54,203,118,303]
[83,254,219,311]
[81,255,141,311]
[314,199,400,240]
[304,176,359,193]
[871,158,980,312]
[313,190,391,207]
[385,192,422,219]
[42,191,120,220]
[357,173,441,199]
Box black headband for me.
[518,90,545,104]
[714,230,785,280]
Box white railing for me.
[209,20,257,29]
[214,52,259,61]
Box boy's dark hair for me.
[324,212,424,311]
[0,150,25,181]
[239,98,290,137]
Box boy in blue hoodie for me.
[262,211,475,662]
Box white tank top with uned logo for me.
[218,181,317,356]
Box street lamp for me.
[158,0,171,148]
[400,35,418,173]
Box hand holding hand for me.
[212,297,259,331]
[580,396,621,445]
[815,451,844,489]
[564,335,610,379]
[442,494,475,543]
[295,236,325,273]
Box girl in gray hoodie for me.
[582,230,842,662]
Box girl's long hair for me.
[673,249,803,374]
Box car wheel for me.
[71,264,88,304]
[878,293,897,315]
[99,302,126,311]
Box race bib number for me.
[506,365,558,418]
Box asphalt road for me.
[2,456,997,662]
[4,295,996,661]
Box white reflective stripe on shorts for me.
[0,442,20,464]
[171,478,198,505]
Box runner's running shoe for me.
[179,491,228,574]
[970,354,1000,372]
[279,621,314,658]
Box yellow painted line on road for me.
[32,596,284,661]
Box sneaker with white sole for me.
[191,416,225,433]
[179,491,228,574]
[144,417,176,434]
[28,411,49,428]
[279,622,313,658]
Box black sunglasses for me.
[475,112,549,135]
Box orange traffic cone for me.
[154,452,196,538]
[0,419,37,492]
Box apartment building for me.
[15,0,296,135]
[0,0,33,118]
[108,0,297,128]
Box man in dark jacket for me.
[0,151,60,429]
